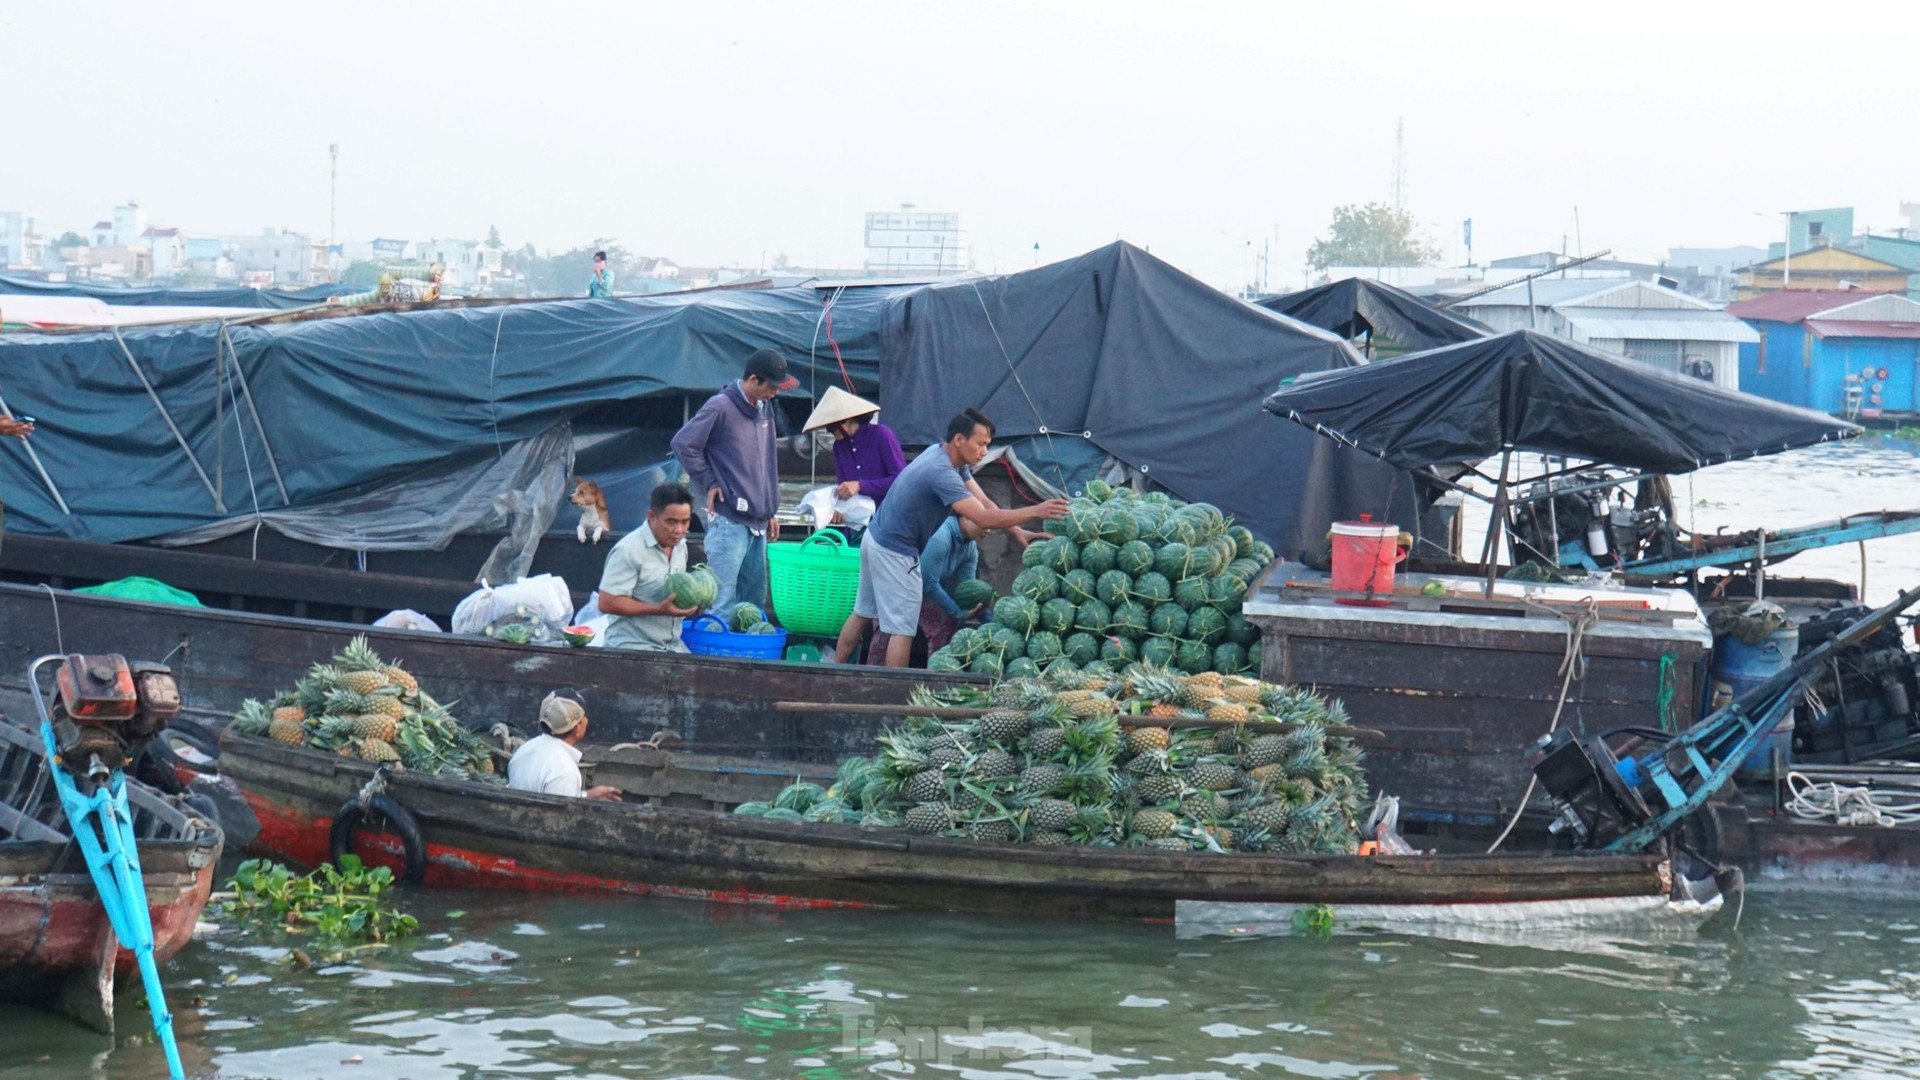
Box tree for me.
[772,252,791,270]
[486,224,503,249]
[341,260,385,288]
[53,230,88,249]
[1305,203,1441,270]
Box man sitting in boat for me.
[595,482,700,652]
[832,408,1069,668]
[508,692,622,801]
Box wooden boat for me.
[0,718,223,1033]
[211,731,1711,929]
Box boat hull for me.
[219,734,1675,922]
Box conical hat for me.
[803,386,881,432]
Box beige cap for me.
[539,692,586,736]
[802,386,881,433]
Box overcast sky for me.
[5,2,1913,290]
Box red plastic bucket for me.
[1330,514,1405,606]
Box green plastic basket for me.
[767,529,863,636]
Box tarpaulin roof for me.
[1256,278,1490,350]
[0,273,355,310]
[1262,328,1860,474]
[0,288,896,543]
[881,242,1427,551]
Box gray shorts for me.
[853,540,923,637]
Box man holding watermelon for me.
[832,408,1069,669]
[595,483,701,652]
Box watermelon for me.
[948,626,981,658]
[1210,536,1238,575]
[1022,541,1048,569]
[1039,597,1077,635]
[1227,525,1255,559]
[1097,507,1139,546]
[1154,542,1196,581]
[496,623,533,645]
[1096,570,1132,608]
[1060,569,1099,606]
[775,781,827,813]
[1110,600,1150,641]
[1226,613,1260,647]
[1140,635,1178,668]
[1074,599,1112,635]
[952,579,997,610]
[1063,631,1101,666]
[666,564,720,610]
[1084,478,1114,502]
[1078,539,1118,577]
[1250,540,1275,564]
[1043,657,1082,682]
[989,624,1027,658]
[1143,490,1172,505]
[561,624,596,647]
[1063,504,1102,543]
[1174,576,1211,611]
[1012,566,1060,604]
[728,602,764,633]
[732,801,772,816]
[1248,640,1262,671]
[762,807,806,823]
[1150,602,1189,639]
[1080,660,1116,684]
[1006,657,1041,678]
[748,622,780,634]
[1025,630,1064,666]
[1208,574,1247,615]
[1131,570,1172,605]
[1116,540,1155,577]
[928,649,966,672]
[1187,606,1228,646]
[970,651,1005,678]
[1175,638,1213,674]
[1043,537,1079,576]
[1100,636,1138,666]
[993,595,1040,636]
[1227,557,1265,584]
[1212,642,1249,674]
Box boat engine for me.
[1793,605,1920,761]
[1526,729,1656,847]
[47,654,181,780]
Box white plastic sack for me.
[451,573,575,637]
[798,486,877,529]
[372,608,443,632]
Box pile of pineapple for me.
[744,664,1367,855]
[231,636,500,780]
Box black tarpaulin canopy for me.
[1256,278,1490,352]
[1262,328,1860,474]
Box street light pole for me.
[328,143,339,282]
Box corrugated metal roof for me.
[1726,289,1883,322]
[1813,293,1920,322]
[1807,319,1920,340]
[1453,277,1636,308]
[1560,307,1759,343]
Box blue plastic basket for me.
[681,608,789,660]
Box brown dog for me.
[569,478,610,543]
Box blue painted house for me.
[1728,291,1920,416]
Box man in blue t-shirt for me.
[832,408,1068,668]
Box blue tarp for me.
[0,274,355,310]
[0,244,1428,553]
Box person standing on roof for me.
[588,251,614,298]
[671,349,795,614]
[804,387,906,513]
[832,408,1068,668]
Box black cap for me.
[743,348,799,392]
[593,250,607,262]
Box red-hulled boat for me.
[0,718,223,1033]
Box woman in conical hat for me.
[804,386,906,510]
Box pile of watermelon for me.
[927,481,1273,680]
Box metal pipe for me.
[111,327,224,512]
[0,392,71,515]
[220,328,290,502]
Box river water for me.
[12,439,1920,1079]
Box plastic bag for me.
[798,486,877,529]
[451,573,575,639]
[373,608,443,632]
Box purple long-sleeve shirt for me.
[830,421,906,506]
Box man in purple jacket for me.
[671,349,797,614]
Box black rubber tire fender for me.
[329,793,428,885]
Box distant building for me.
[0,211,40,268]
[1736,246,1908,299]
[89,202,147,248]
[229,228,313,286]
[184,236,234,281]
[142,227,186,280]
[1663,245,1768,304]
[1729,290,1920,416]
[863,205,968,277]
[415,238,503,292]
[1451,277,1757,390]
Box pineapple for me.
[1026,798,1077,833]
[232,699,273,736]
[353,737,403,764]
[1148,702,1180,719]
[1183,791,1230,821]
[1127,726,1172,755]
[1130,808,1177,839]
[267,716,307,745]
[1187,759,1239,792]
[1222,677,1264,704]
[1186,670,1225,695]
[1124,748,1171,776]
[1018,763,1065,796]
[904,803,953,834]
[966,818,1013,843]
[1025,725,1066,760]
[906,768,947,803]
[335,636,390,695]
[979,709,1031,744]
[323,687,371,719]
[1055,690,1118,720]
[1238,734,1291,769]
[383,665,419,696]
[1205,701,1250,724]
[1136,773,1183,804]
[308,715,357,754]
[350,713,399,743]
[363,687,407,722]
[1028,831,1072,846]
[973,749,1019,779]
[1148,836,1191,851]
[1238,799,1290,833]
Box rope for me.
[968,281,1070,492]
[221,343,265,531]
[1655,654,1677,733]
[1487,596,1600,853]
[1785,771,1920,827]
